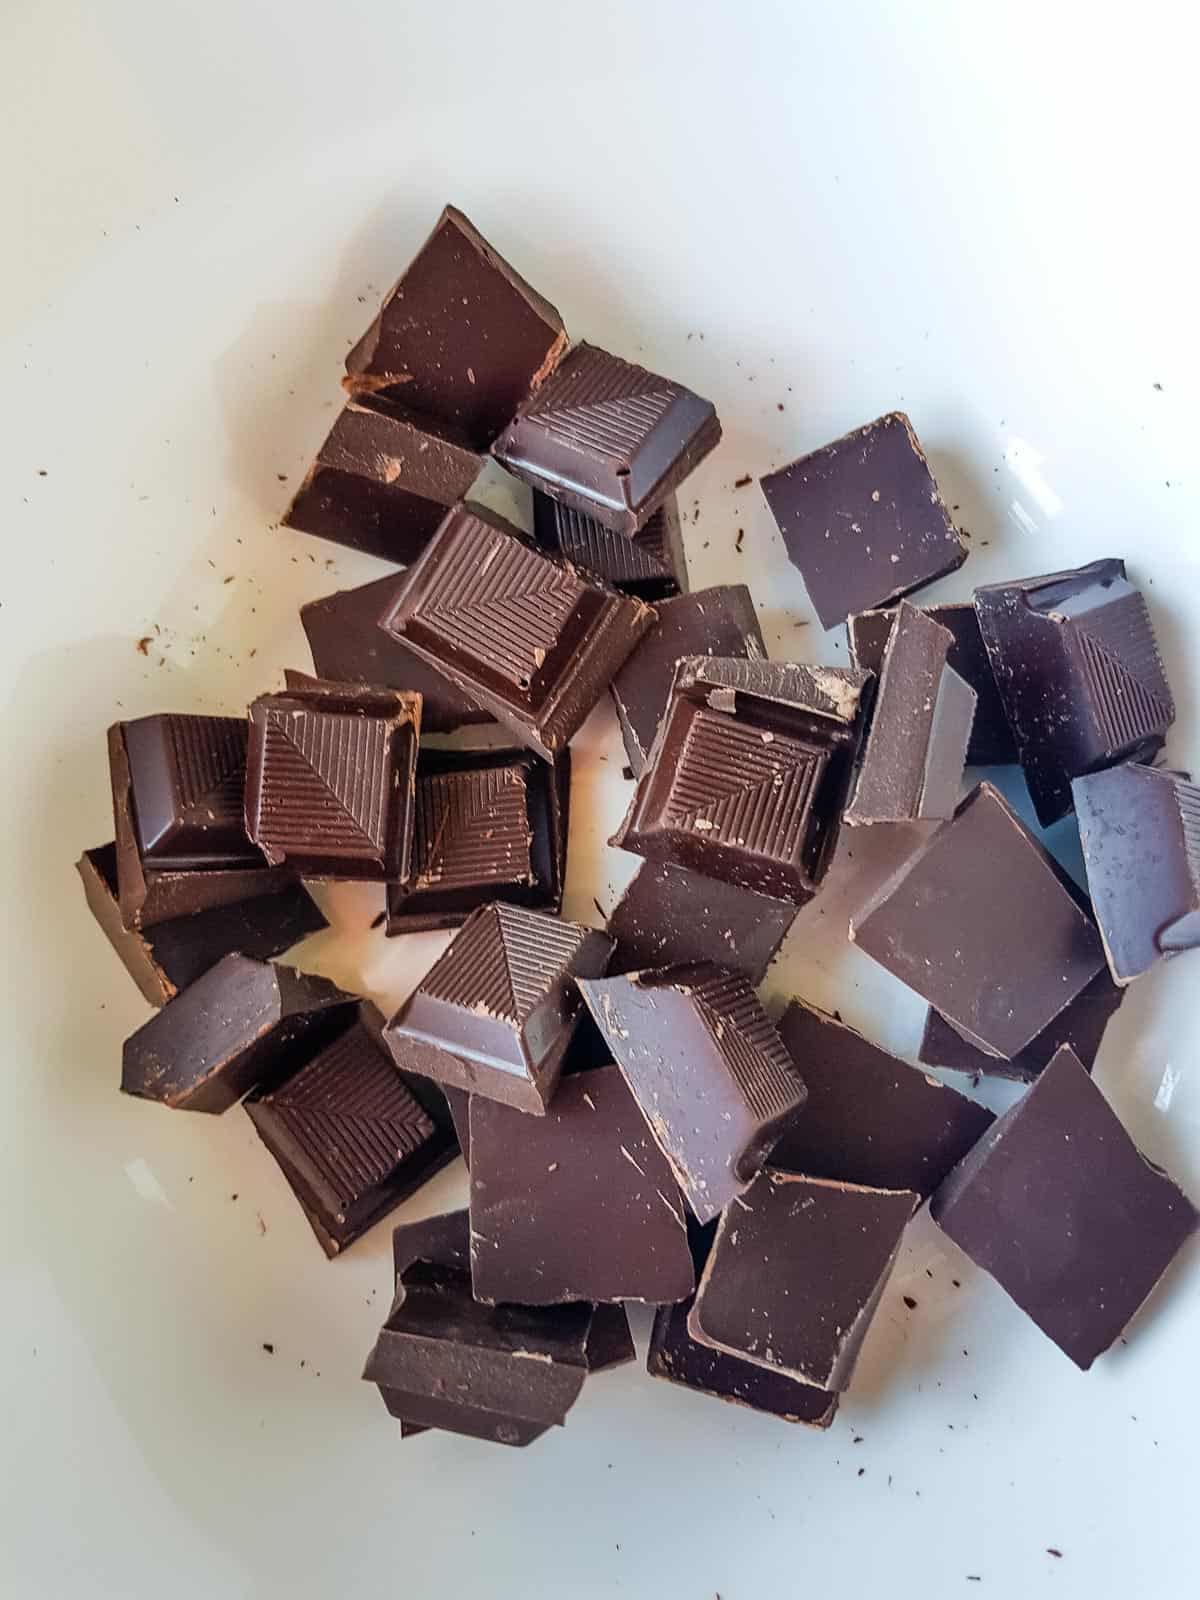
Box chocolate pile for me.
[81,204,1199,1447]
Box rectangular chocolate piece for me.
[384,904,613,1113]
[579,965,807,1223]
[975,559,1174,824]
[492,343,722,535]
[610,584,766,776]
[844,600,976,825]
[344,204,567,450]
[121,952,358,1113]
[850,782,1106,1059]
[378,502,655,761]
[1073,763,1200,983]
[282,396,481,563]
[606,861,795,984]
[469,1064,695,1306]
[611,656,872,902]
[77,842,326,1007]
[533,490,687,602]
[760,412,967,630]
[848,601,1017,765]
[931,1045,1198,1369]
[769,999,993,1195]
[245,680,420,881]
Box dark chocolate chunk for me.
[469,1064,695,1306]
[441,1085,472,1169]
[579,965,807,1223]
[769,999,993,1195]
[245,680,420,881]
[492,343,722,535]
[384,904,613,1114]
[975,559,1174,825]
[689,1168,917,1390]
[121,953,358,1113]
[121,714,260,868]
[609,585,766,776]
[532,490,687,602]
[606,860,795,984]
[1073,763,1200,984]
[245,1002,456,1255]
[77,842,326,1007]
[385,748,569,934]
[845,601,976,825]
[344,204,567,450]
[848,601,1016,765]
[378,502,655,761]
[850,782,1106,1059]
[611,656,872,902]
[931,1045,1199,1369]
[760,412,967,629]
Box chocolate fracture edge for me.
[606,860,795,984]
[533,490,688,602]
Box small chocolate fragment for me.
[492,343,722,535]
[850,782,1106,1059]
[606,861,795,984]
[1073,764,1200,984]
[760,413,967,630]
[378,503,655,761]
[579,965,807,1223]
[344,204,567,450]
[848,602,1017,766]
[121,953,358,1113]
[245,680,420,881]
[610,585,766,776]
[282,397,481,563]
[769,999,993,1195]
[611,656,872,902]
[532,491,687,602]
[469,1065,694,1306]
[689,1168,917,1391]
[77,843,326,1007]
[931,1045,1199,1369]
[845,601,976,825]
[385,748,569,934]
[384,904,613,1114]
[975,559,1174,825]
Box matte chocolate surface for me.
[533,490,687,602]
[1073,763,1200,984]
[441,1085,472,1168]
[931,1045,1199,1369]
[849,601,1017,766]
[975,559,1174,825]
[579,965,807,1223]
[77,842,326,1007]
[851,782,1106,1059]
[384,904,613,1113]
[769,999,993,1195]
[606,860,795,984]
[492,342,721,535]
[760,412,967,630]
[282,396,481,563]
[378,502,655,761]
[610,585,766,776]
[344,204,567,450]
[121,953,358,1113]
[469,1064,695,1306]
[611,656,872,902]
[845,600,976,825]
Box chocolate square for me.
[606,860,795,984]
[533,490,687,602]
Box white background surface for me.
[2,3,1199,1596]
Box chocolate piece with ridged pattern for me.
[532,490,687,602]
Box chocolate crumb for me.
[621,765,634,781]
[230,1193,238,1202]
[952,1279,961,1288]
[1153,382,1163,391]
[136,636,153,656]
[262,1342,274,1354]
[857,1467,865,1477]
[735,529,745,553]
[1046,1549,1063,1559]
[903,1295,918,1310]
[733,474,752,489]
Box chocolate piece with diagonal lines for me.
[383,904,613,1113]
[532,490,687,601]
[975,559,1174,825]
[378,502,654,760]
[493,343,721,535]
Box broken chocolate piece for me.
[760,412,967,630]
[492,343,722,535]
[121,953,358,1113]
[606,860,795,984]
[850,782,1106,1059]
[533,490,687,602]
[378,502,655,761]
[578,965,807,1223]
[931,1045,1199,1369]
[975,559,1174,825]
[384,904,613,1114]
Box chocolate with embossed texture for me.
[606,860,795,983]
[533,490,687,601]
